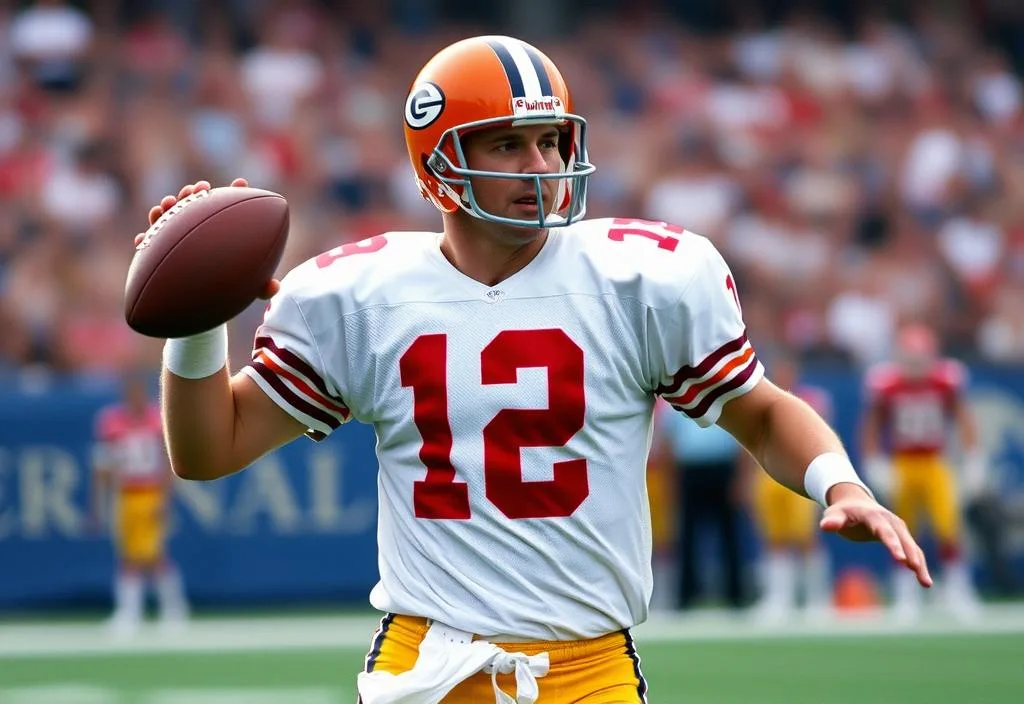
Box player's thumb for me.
[819,508,847,533]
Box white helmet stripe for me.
[495,36,544,100]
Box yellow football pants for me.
[891,454,961,545]
[361,614,648,703]
[753,473,818,549]
[115,488,167,566]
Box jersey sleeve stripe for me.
[255,350,351,418]
[655,332,748,396]
[671,356,761,422]
[661,345,755,407]
[254,335,341,403]
[244,362,342,434]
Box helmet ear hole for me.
[423,153,441,176]
[419,153,462,213]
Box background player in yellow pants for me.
[746,356,833,623]
[861,324,984,622]
[92,371,189,635]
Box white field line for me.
[0,685,346,704]
[144,687,343,704]
[1,604,1023,660]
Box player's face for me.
[895,327,937,378]
[462,124,563,231]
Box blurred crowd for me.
[3,0,1024,383]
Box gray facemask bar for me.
[426,113,595,228]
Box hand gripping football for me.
[124,186,289,338]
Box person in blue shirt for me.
[655,402,748,610]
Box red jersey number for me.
[315,236,388,268]
[607,218,681,251]
[400,329,589,520]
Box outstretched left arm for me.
[717,378,932,587]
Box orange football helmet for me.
[403,35,595,228]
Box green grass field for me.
[1,606,1022,703]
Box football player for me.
[92,370,189,635]
[747,355,834,622]
[862,323,984,622]
[140,35,931,703]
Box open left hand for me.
[820,483,932,588]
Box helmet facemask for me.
[425,114,594,228]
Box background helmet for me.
[403,35,595,228]
[895,323,939,375]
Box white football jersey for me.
[242,217,762,640]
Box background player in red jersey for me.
[747,355,835,623]
[92,371,189,635]
[861,323,984,622]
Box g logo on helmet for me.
[405,82,445,130]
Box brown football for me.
[124,186,289,338]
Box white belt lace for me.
[485,649,550,704]
[357,619,550,704]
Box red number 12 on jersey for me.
[400,329,589,520]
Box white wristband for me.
[162,324,229,379]
[804,452,873,507]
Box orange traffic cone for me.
[833,567,881,613]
